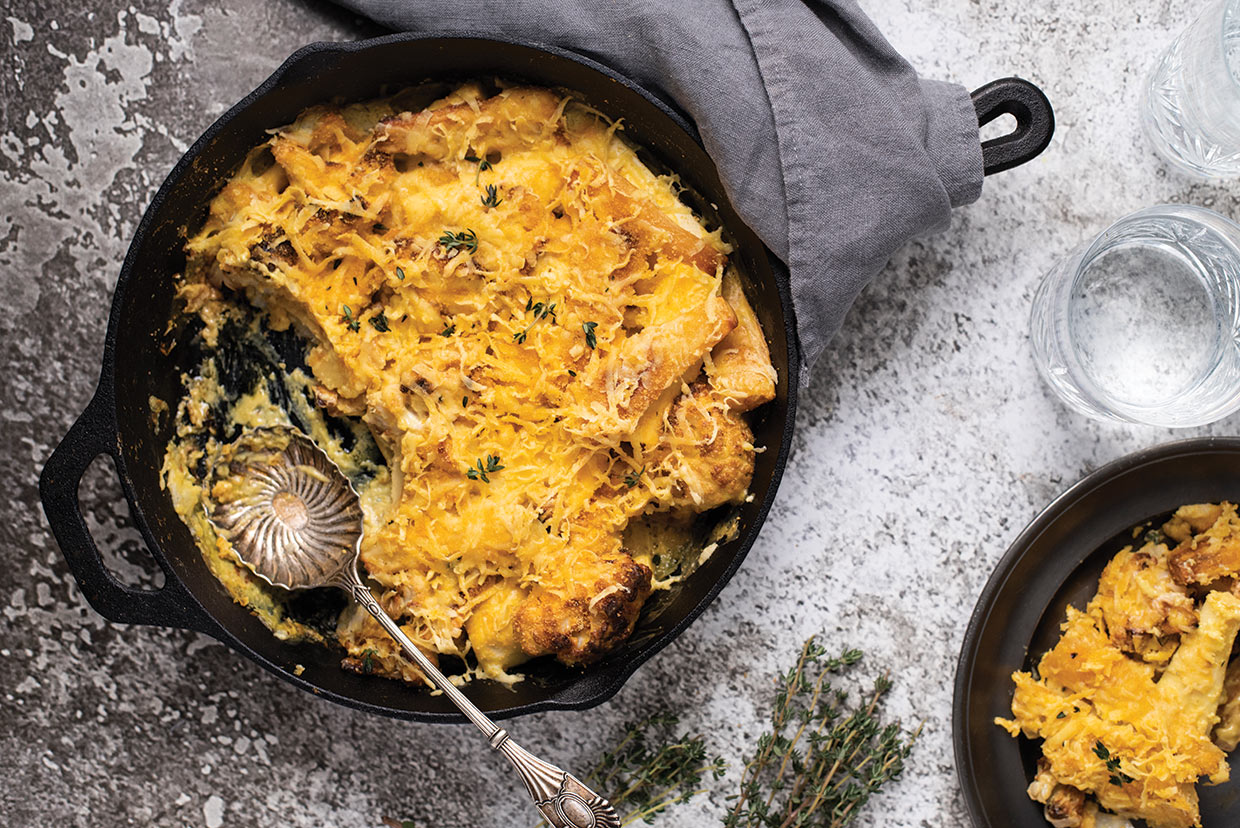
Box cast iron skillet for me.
[954,437,1240,827]
[40,33,1053,722]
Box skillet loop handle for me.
[39,388,218,634]
[971,77,1055,176]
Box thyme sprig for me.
[515,298,558,344]
[466,454,504,483]
[724,639,918,828]
[341,304,360,332]
[482,184,503,208]
[438,228,478,255]
[583,320,599,349]
[369,311,390,332]
[1093,741,1135,786]
[624,466,646,488]
[533,713,725,828]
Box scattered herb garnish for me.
[466,454,504,483]
[440,324,456,337]
[1056,711,1067,719]
[373,222,388,234]
[568,369,577,377]
[1144,529,1167,546]
[369,311,390,332]
[623,466,645,488]
[1093,741,1135,786]
[341,304,360,332]
[583,320,599,349]
[514,300,557,344]
[479,159,492,171]
[461,396,469,408]
[438,228,479,255]
[361,648,378,674]
[396,266,406,280]
[482,184,503,208]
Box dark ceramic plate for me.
[954,436,1240,827]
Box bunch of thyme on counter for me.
[382,638,916,828]
[724,638,920,828]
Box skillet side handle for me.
[971,77,1055,176]
[39,388,218,634]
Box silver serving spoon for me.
[205,426,619,828]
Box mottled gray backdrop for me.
[3,1,1240,826]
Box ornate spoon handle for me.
[340,563,620,828]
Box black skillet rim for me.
[55,31,800,722]
[952,435,1240,826]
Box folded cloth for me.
[335,0,985,383]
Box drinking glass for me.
[1029,204,1240,427]
[1141,0,1240,179]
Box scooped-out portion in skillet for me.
[158,81,777,688]
[996,502,1240,828]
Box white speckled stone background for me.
[4,1,1240,826]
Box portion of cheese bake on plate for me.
[997,503,1240,828]
[161,83,776,685]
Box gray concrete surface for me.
[4,1,1240,826]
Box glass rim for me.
[1223,0,1239,93]
[1080,203,1240,267]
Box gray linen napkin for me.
[336,0,985,382]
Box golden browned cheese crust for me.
[172,83,776,684]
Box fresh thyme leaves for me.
[463,151,480,163]
[533,713,725,828]
[1093,741,1135,786]
[369,311,390,332]
[624,466,645,488]
[395,266,406,280]
[341,304,360,332]
[479,159,492,171]
[583,320,599,349]
[1143,529,1166,546]
[440,324,456,337]
[461,396,469,408]
[514,300,557,343]
[466,454,504,483]
[523,638,914,828]
[482,184,503,208]
[438,228,479,255]
[361,648,378,674]
[724,639,919,828]
[373,222,388,234]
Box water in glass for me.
[1030,205,1240,427]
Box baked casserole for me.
[160,83,776,686]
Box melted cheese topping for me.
[173,83,776,683]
